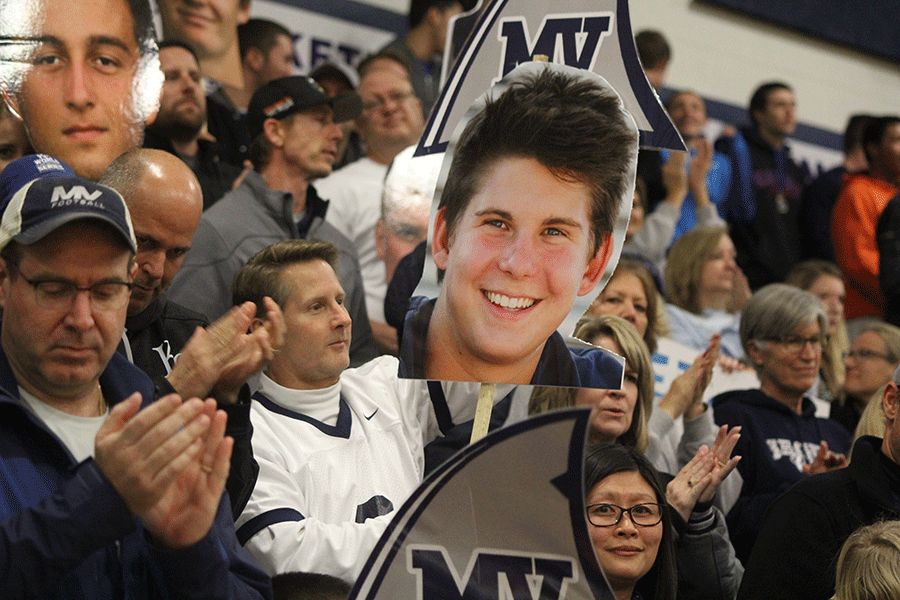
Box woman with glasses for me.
[784,260,849,404]
[711,284,852,564]
[533,316,744,599]
[584,444,676,600]
[832,322,900,433]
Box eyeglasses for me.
[586,502,664,527]
[763,334,827,354]
[361,90,414,112]
[7,261,133,311]
[843,349,894,362]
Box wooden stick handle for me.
[470,383,496,443]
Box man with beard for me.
[144,41,243,209]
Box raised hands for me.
[209,297,285,403]
[661,149,689,208]
[167,298,285,404]
[94,393,232,548]
[658,334,720,420]
[687,137,713,206]
[666,425,741,521]
[142,399,232,548]
[802,440,847,476]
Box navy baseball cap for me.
[246,75,363,140]
[0,154,137,253]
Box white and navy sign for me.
[251,0,402,75]
[349,409,615,600]
[418,0,683,156]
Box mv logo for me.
[497,13,613,79]
[408,546,578,600]
[50,185,103,205]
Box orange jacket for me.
[832,173,899,319]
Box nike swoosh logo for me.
[365,408,378,420]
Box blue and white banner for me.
[350,409,616,600]
[418,0,683,155]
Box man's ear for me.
[354,115,370,143]
[865,141,880,166]
[374,219,387,261]
[0,258,13,310]
[264,118,284,148]
[577,232,613,296]
[884,382,899,425]
[237,1,251,25]
[431,207,450,271]
[745,340,766,368]
[425,5,443,28]
[245,47,265,72]
[144,107,158,127]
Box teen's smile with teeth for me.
[484,291,538,310]
[427,156,611,383]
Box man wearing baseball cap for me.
[168,76,380,366]
[0,154,271,598]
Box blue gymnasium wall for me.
[697,0,900,63]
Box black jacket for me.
[876,190,900,327]
[0,344,271,599]
[738,436,900,600]
[712,388,850,563]
[716,127,809,289]
[118,295,257,518]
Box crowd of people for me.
[0,0,899,599]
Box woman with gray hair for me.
[709,284,853,564]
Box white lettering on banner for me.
[407,546,577,600]
[765,438,821,471]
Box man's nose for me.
[497,234,538,278]
[64,290,96,331]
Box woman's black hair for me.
[584,444,677,600]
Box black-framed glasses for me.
[843,349,894,362]
[586,503,664,527]
[6,261,133,311]
[763,334,827,354]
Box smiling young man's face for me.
[429,156,610,383]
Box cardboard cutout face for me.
[397,62,636,388]
[0,0,162,181]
